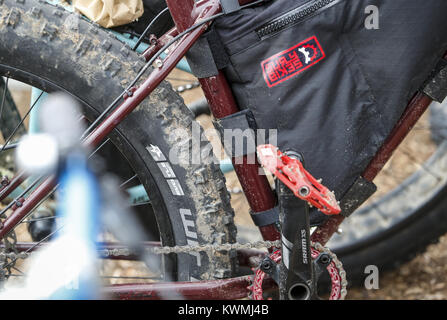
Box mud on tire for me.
[0,0,237,281]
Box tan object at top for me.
[73,0,144,28]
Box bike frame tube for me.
[0,172,25,202]
[0,0,441,299]
[142,27,179,61]
[199,74,280,241]
[166,0,280,242]
[104,276,276,300]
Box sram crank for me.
[256,145,345,299]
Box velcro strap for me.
[220,0,241,14]
[423,58,447,103]
[205,27,230,70]
[185,28,230,78]
[185,37,219,78]
[339,176,377,217]
[250,206,279,227]
[213,109,258,157]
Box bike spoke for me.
[21,215,59,224]
[119,174,138,188]
[132,7,170,51]
[131,201,151,207]
[0,177,43,217]
[0,90,44,154]
[11,266,25,276]
[0,71,165,287]
[2,224,64,271]
[0,77,10,126]
[0,142,18,151]
[88,138,111,159]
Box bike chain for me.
[0,240,281,261]
[174,81,200,93]
[2,239,347,299]
[102,240,281,256]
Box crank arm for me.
[277,174,316,300]
[257,145,342,299]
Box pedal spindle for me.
[257,144,341,215]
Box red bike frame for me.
[0,0,440,299]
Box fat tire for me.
[0,0,236,281]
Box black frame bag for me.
[214,0,447,215]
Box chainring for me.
[250,242,347,300]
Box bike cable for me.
[81,0,267,140]
[132,7,170,52]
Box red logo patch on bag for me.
[261,36,325,88]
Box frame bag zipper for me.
[256,0,341,39]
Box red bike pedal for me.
[256,144,341,215]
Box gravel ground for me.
[348,234,447,300]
